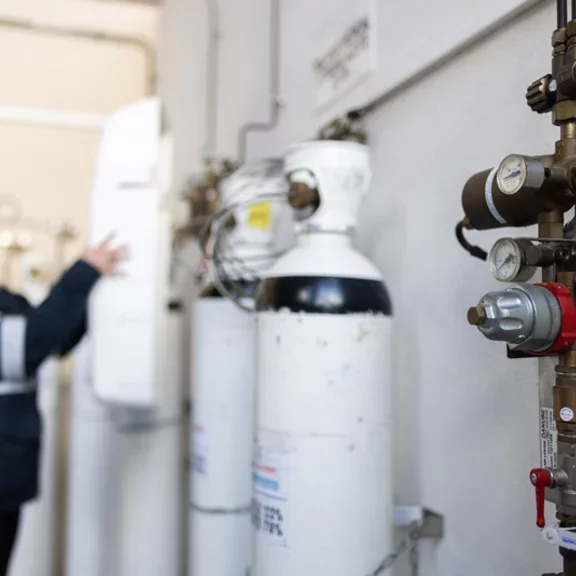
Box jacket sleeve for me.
[24,260,101,377]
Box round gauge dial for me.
[488,238,535,283]
[496,155,528,195]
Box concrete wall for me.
[159,1,563,574]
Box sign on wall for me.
[313,4,377,111]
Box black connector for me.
[455,220,488,261]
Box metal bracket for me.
[394,505,444,539]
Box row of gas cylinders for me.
[189,139,395,576]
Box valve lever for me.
[531,468,553,528]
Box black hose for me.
[456,220,487,261]
[572,0,576,21]
[559,0,568,28]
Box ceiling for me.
[0,0,160,41]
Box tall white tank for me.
[66,338,118,576]
[190,160,285,576]
[87,98,184,576]
[65,97,130,576]
[252,141,394,576]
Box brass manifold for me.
[460,3,576,575]
[461,124,576,233]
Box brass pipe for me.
[559,350,576,367]
[562,121,576,139]
[557,270,576,286]
[539,210,565,281]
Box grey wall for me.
[158,1,564,573]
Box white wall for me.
[159,0,563,574]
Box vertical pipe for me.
[572,0,576,21]
[559,0,568,28]
[203,0,220,160]
[237,0,282,164]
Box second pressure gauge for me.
[489,238,536,282]
[496,154,546,196]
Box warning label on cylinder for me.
[540,407,557,469]
[252,449,288,547]
[248,202,272,229]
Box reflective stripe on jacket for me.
[0,260,100,510]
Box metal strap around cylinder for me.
[190,502,251,515]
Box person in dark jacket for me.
[0,234,125,576]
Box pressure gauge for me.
[496,154,546,196]
[488,238,536,282]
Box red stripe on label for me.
[252,461,276,474]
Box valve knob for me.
[530,468,552,528]
[526,75,556,114]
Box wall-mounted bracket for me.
[394,505,444,539]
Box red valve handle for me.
[530,468,552,528]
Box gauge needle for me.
[497,254,514,273]
[503,170,522,180]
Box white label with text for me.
[252,449,288,547]
[541,407,558,469]
[314,12,376,109]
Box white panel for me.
[91,186,160,406]
[314,2,376,110]
[89,98,162,408]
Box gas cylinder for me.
[252,141,393,575]
[66,338,118,576]
[189,159,285,576]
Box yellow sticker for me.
[248,202,272,229]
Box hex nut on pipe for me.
[467,306,486,326]
[553,28,567,46]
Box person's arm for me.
[0,235,125,381]
[24,260,100,376]
[57,312,88,358]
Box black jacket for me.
[0,260,100,510]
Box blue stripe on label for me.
[253,473,279,492]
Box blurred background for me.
[0,1,569,576]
